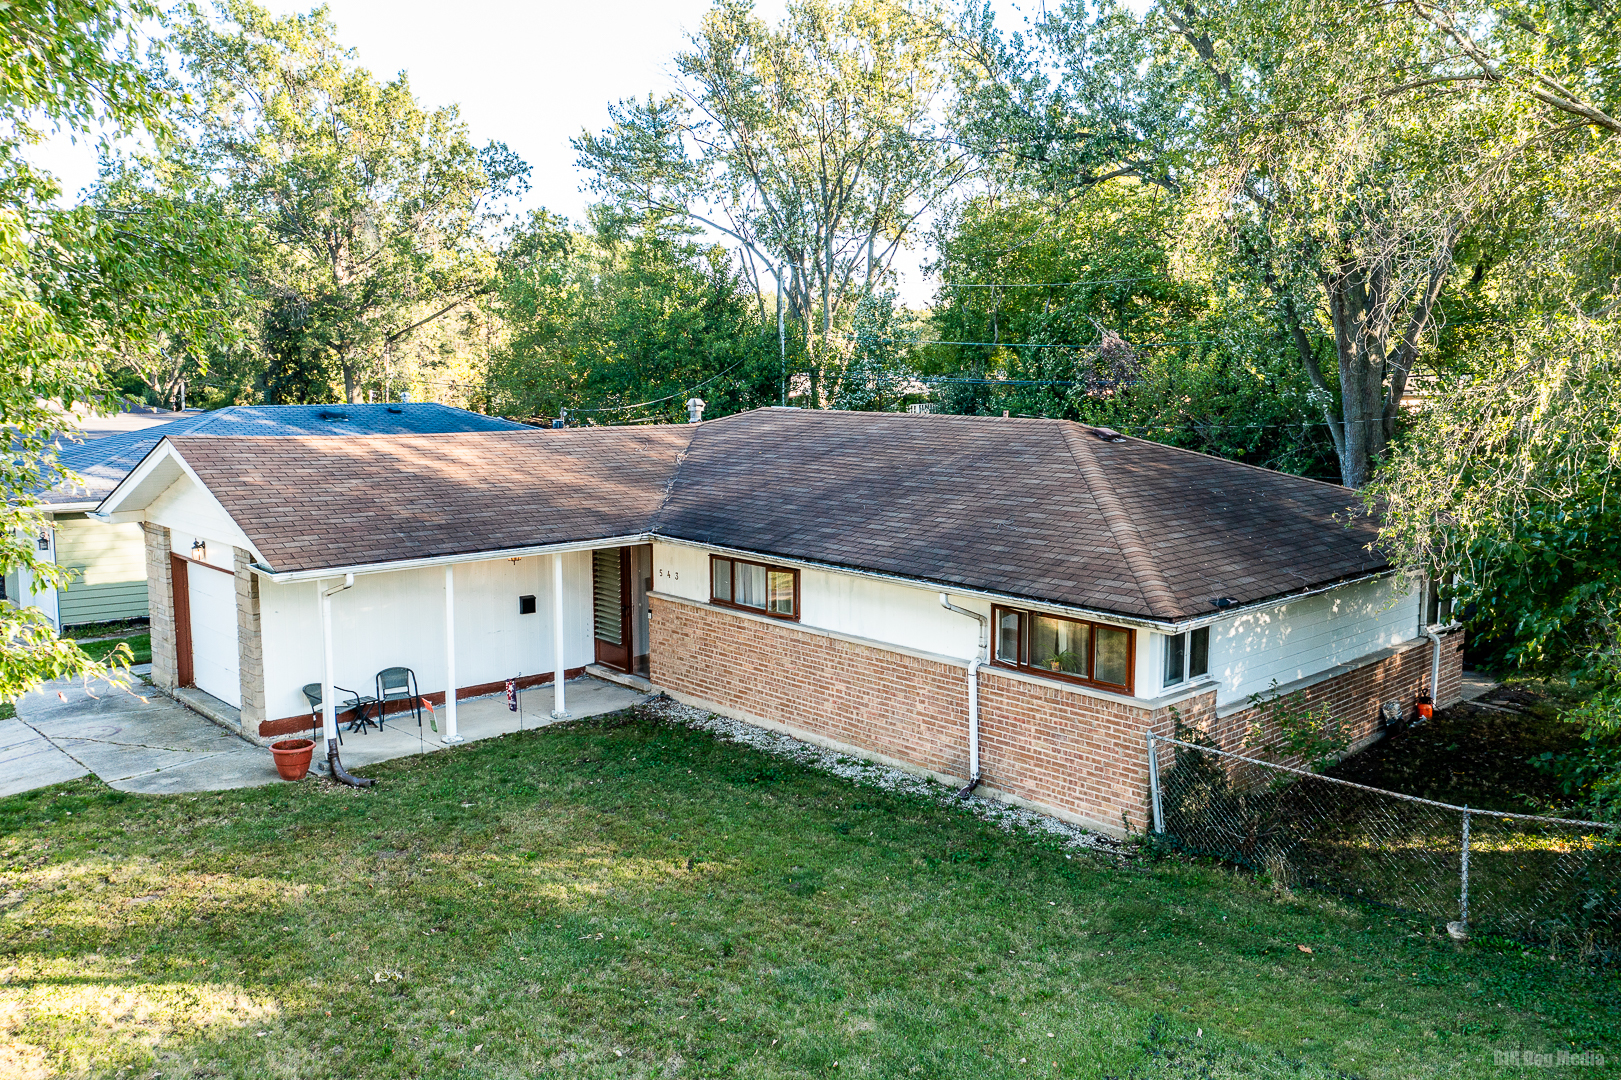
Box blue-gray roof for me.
[45,403,533,506]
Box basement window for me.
[1163,626,1210,689]
[992,606,1134,694]
[710,555,798,620]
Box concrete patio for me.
[3,675,648,798]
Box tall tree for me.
[1,0,179,694]
[1158,0,1617,487]
[487,210,780,424]
[172,0,528,403]
[575,0,965,404]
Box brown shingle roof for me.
[168,427,693,573]
[160,408,1385,622]
[658,410,1384,621]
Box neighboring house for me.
[15,404,533,629]
[95,409,1463,834]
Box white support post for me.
[319,581,336,753]
[551,551,570,718]
[443,564,462,744]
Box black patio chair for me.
[301,682,382,741]
[375,667,425,731]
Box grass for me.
[0,707,1615,1079]
[71,633,151,667]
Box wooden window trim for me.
[709,554,801,622]
[990,604,1135,695]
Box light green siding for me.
[54,515,149,626]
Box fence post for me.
[1460,807,1471,928]
[1147,731,1164,835]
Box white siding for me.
[653,540,1155,684]
[1207,574,1421,707]
[146,474,254,559]
[258,551,595,723]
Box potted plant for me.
[270,738,316,780]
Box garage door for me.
[186,561,241,707]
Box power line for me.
[939,277,1163,288]
[564,354,752,416]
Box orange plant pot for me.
[270,738,316,781]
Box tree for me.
[172,0,528,403]
[830,289,920,411]
[1158,0,1619,487]
[575,0,965,404]
[1,0,173,695]
[487,210,781,424]
[925,184,1340,475]
[82,157,256,409]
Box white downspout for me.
[319,574,373,786]
[551,551,570,719]
[940,593,988,797]
[443,565,462,744]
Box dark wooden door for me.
[170,553,194,687]
[592,548,631,671]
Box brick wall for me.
[650,595,1190,833]
[650,596,1465,835]
[234,548,265,738]
[144,524,177,692]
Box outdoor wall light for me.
[191,539,207,560]
[35,532,50,552]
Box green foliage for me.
[488,212,781,423]
[829,289,921,411]
[0,0,170,698]
[171,0,526,403]
[1244,680,1349,774]
[926,187,1338,476]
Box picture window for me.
[710,555,799,620]
[990,605,1134,694]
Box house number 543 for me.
[657,568,679,580]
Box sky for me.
[32,0,1054,307]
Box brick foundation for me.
[649,595,1464,835]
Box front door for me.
[592,548,631,671]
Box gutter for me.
[656,534,1396,634]
[939,594,988,798]
[248,534,652,584]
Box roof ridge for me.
[646,425,703,533]
[1059,423,1183,621]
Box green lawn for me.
[73,633,152,667]
[1,705,1614,1079]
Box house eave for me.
[248,533,655,584]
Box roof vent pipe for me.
[686,397,706,423]
[940,594,988,798]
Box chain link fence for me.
[1147,732,1621,961]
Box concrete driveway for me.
[6,678,277,796]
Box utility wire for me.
[563,354,752,416]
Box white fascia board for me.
[39,501,100,515]
[89,438,267,563]
[250,533,653,584]
[652,534,1398,634]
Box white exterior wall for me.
[147,475,255,567]
[652,541,1154,689]
[257,551,595,724]
[1205,574,1421,707]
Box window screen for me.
[1163,631,1186,687]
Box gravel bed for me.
[643,697,1131,859]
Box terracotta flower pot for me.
[270,738,316,781]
